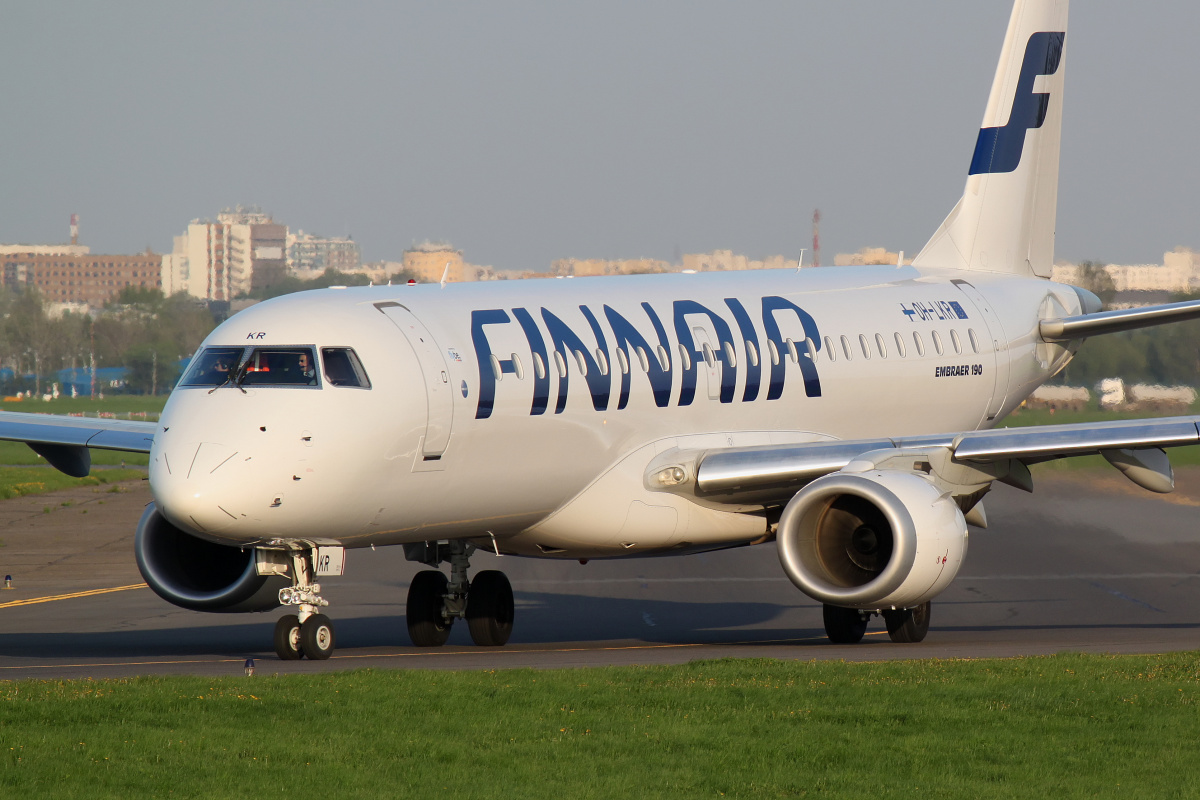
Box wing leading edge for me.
[652,416,1200,505]
[0,411,156,478]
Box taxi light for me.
[654,466,688,487]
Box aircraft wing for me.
[0,410,156,478]
[657,416,1200,505]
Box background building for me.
[287,231,361,278]
[402,242,467,283]
[0,244,161,306]
[168,207,287,301]
[1051,248,1199,303]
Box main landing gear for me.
[821,601,932,644]
[404,540,515,647]
[273,550,336,661]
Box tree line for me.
[0,269,418,396]
[3,262,1192,396]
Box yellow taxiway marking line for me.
[0,583,148,609]
[0,631,891,671]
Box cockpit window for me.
[238,347,320,387]
[180,347,246,387]
[321,347,371,388]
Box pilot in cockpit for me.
[206,356,231,383]
[297,352,317,385]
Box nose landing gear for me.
[273,550,336,660]
[404,540,515,647]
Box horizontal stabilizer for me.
[1040,298,1200,341]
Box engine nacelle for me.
[135,503,288,613]
[777,470,968,610]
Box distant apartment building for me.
[552,257,670,277]
[0,243,161,307]
[834,247,911,267]
[403,242,466,283]
[287,231,361,279]
[1051,249,1197,295]
[682,251,798,272]
[166,207,287,301]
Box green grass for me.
[1,395,167,416]
[0,467,145,499]
[0,440,148,468]
[1,654,1198,797]
[0,397,163,469]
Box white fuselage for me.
[148,266,1083,558]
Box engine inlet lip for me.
[777,473,918,606]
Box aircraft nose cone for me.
[150,441,246,534]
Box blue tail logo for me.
[968,31,1065,175]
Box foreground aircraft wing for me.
[0,410,156,478]
[656,416,1200,505]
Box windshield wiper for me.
[207,365,248,394]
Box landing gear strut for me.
[403,540,515,648]
[273,550,336,660]
[822,602,932,644]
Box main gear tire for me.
[883,601,931,643]
[407,570,453,647]
[823,604,868,644]
[466,570,515,647]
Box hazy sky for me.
[2,2,1195,271]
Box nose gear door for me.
[376,302,455,463]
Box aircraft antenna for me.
[796,248,806,272]
[440,261,451,288]
[812,209,821,268]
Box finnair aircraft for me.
[5,0,1200,660]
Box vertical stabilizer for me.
[913,0,1068,278]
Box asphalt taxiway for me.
[1,468,1199,680]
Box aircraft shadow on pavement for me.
[2,590,1199,662]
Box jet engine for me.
[134,504,287,613]
[776,470,968,610]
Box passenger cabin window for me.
[616,348,630,375]
[181,346,245,387]
[321,347,371,388]
[636,347,651,372]
[239,347,319,387]
[745,341,759,368]
[893,332,907,358]
[913,331,925,357]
